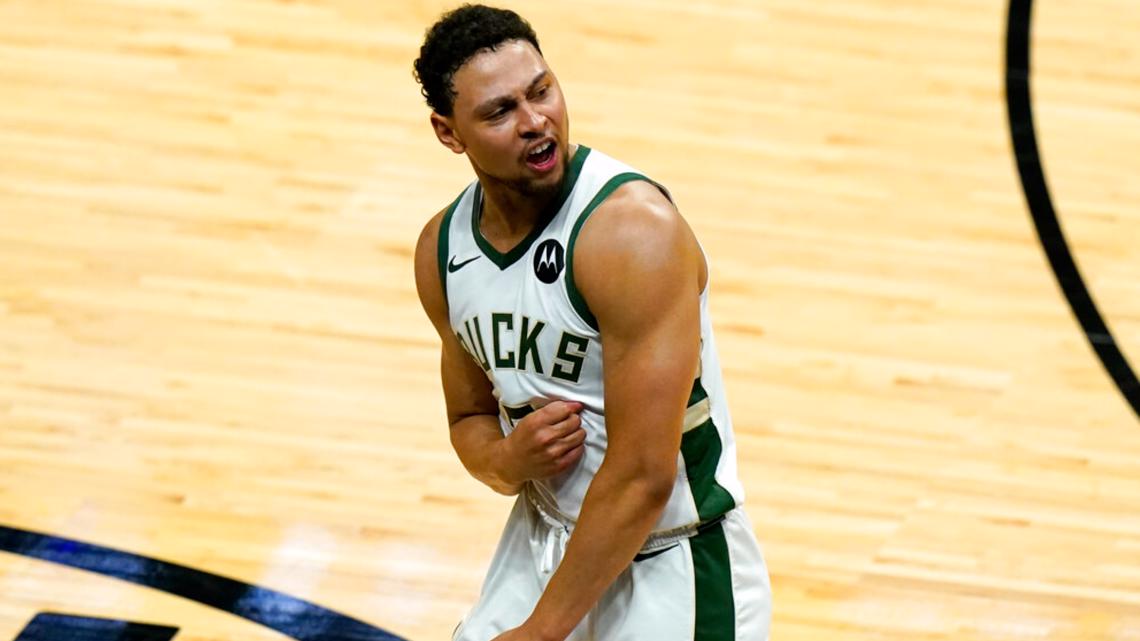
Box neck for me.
[478,144,578,242]
[480,184,555,238]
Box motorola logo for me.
[533,239,565,284]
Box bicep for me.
[576,186,704,462]
[414,212,499,424]
[601,297,700,462]
[439,330,500,424]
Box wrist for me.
[493,433,524,488]
[524,611,572,641]
[528,589,587,641]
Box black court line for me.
[0,525,409,641]
[16,613,179,641]
[1005,0,1140,421]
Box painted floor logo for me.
[0,525,408,641]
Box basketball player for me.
[411,5,771,640]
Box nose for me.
[517,101,546,138]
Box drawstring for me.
[536,505,570,574]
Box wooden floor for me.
[2,0,1139,639]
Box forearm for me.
[450,414,522,496]
[527,460,674,640]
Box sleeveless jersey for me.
[437,145,745,544]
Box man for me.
[411,5,771,640]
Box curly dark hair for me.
[413,4,542,116]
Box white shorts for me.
[453,494,771,641]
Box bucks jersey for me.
[438,145,745,544]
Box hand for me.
[502,401,586,484]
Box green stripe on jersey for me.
[683,419,736,522]
[688,377,709,407]
[471,146,591,270]
[436,191,465,304]
[564,172,649,330]
[691,521,736,640]
[682,378,735,522]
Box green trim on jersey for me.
[691,521,736,640]
[682,378,736,522]
[564,172,649,330]
[688,376,710,406]
[470,146,592,270]
[501,401,536,429]
[436,191,466,305]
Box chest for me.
[446,246,598,391]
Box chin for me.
[515,165,565,197]
[518,176,562,199]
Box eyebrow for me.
[474,70,550,116]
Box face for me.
[432,40,571,200]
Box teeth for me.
[530,141,553,157]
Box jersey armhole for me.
[436,191,466,308]
[564,173,668,331]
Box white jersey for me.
[438,145,745,547]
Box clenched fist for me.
[502,401,586,483]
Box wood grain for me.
[1,1,1138,639]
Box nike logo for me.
[448,255,480,273]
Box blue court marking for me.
[0,525,409,641]
[15,613,178,641]
[1005,0,1140,421]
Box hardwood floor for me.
[1,1,1137,639]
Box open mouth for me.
[525,141,558,172]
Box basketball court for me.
[1,1,1138,639]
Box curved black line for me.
[1005,0,1140,421]
[0,525,409,641]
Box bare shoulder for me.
[415,208,447,265]
[414,207,451,332]
[573,178,705,334]
[580,179,682,244]
[574,179,704,290]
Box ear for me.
[430,112,466,154]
